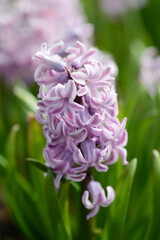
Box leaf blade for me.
[45,169,71,240]
[103,159,137,240]
[26,158,48,172]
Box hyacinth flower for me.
[33,40,128,219]
[82,180,115,220]
[0,0,93,85]
[99,0,146,18]
[140,47,160,96]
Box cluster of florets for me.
[0,0,93,85]
[140,47,160,96]
[33,41,128,219]
[99,0,146,18]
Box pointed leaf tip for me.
[26,158,48,172]
[152,149,160,161]
[12,124,20,132]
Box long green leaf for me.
[0,154,8,174]
[5,124,20,169]
[13,85,37,113]
[27,113,45,161]
[8,180,46,240]
[146,150,160,240]
[102,159,137,240]
[45,169,71,240]
[60,181,71,238]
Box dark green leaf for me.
[60,181,71,238]
[26,158,48,172]
[45,169,71,240]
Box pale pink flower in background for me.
[0,0,93,85]
[99,0,147,18]
[140,47,160,96]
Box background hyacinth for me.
[140,47,160,96]
[1,0,160,240]
[33,40,128,218]
[0,0,93,85]
[99,0,147,17]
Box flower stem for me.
[80,169,96,240]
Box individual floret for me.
[82,180,115,220]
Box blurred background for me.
[1,0,160,239]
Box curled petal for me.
[48,103,64,116]
[82,191,94,209]
[71,72,86,85]
[95,162,109,172]
[69,101,84,111]
[54,172,63,191]
[35,110,47,124]
[86,205,100,220]
[77,86,88,96]
[81,139,96,163]
[116,130,128,147]
[48,41,64,55]
[70,128,87,143]
[106,150,119,165]
[67,172,86,182]
[73,149,87,164]
[116,147,128,165]
[86,113,102,127]
[101,129,113,143]
[101,186,115,207]
[65,80,77,100]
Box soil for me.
[0,188,27,240]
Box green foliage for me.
[102,159,137,240]
[45,169,71,240]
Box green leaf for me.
[27,113,45,161]
[45,169,71,240]
[60,181,71,238]
[70,181,80,192]
[152,150,160,182]
[111,158,137,222]
[0,154,8,169]
[13,85,37,113]
[146,150,160,240]
[103,159,137,240]
[14,172,38,201]
[26,158,48,172]
[15,171,57,240]
[6,191,35,240]
[7,180,46,240]
[5,124,20,169]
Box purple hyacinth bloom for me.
[82,180,115,220]
[33,40,128,219]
